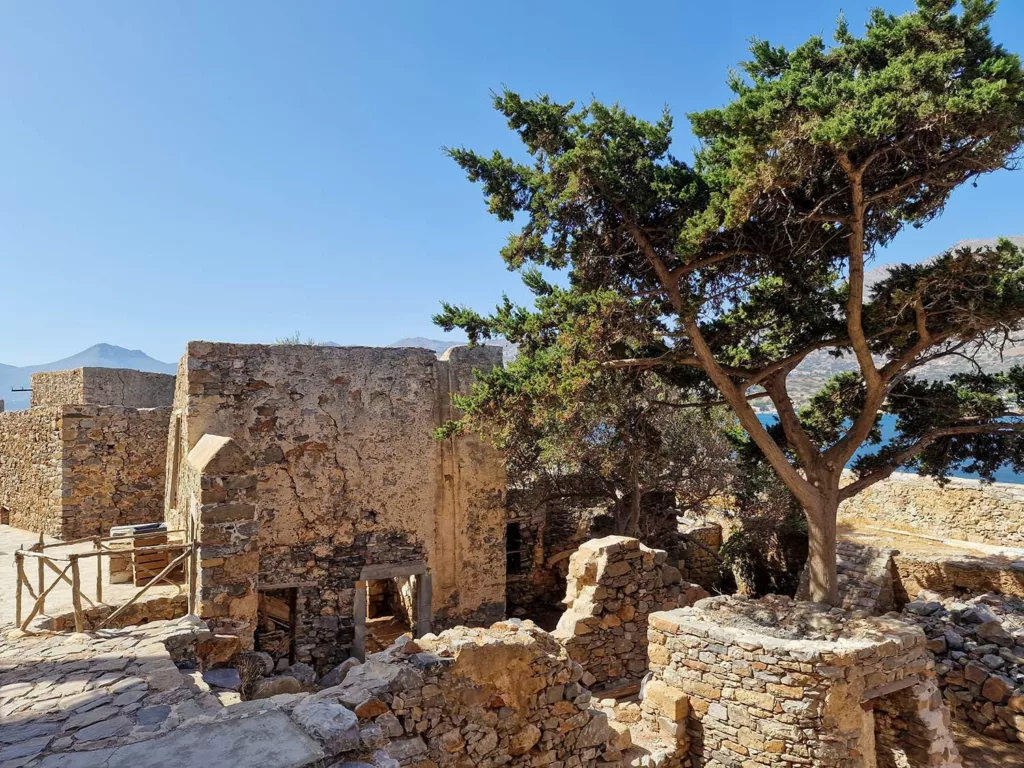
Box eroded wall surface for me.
[840,471,1024,546]
[166,342,506,668]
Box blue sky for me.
[2,1,1023,366]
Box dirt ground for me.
[953,721,1024,767]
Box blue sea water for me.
[756,413,1022,484]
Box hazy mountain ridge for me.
[0,344,177,411]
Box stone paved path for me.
[0,618,224,767]
[0,525,180,629]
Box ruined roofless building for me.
[163,342,507,669]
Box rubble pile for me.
[903,592,1024,742]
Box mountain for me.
[389,337,517,363]
[0,344,177,411]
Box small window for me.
[506,522,523,575]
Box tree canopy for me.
[437,0,1024,604]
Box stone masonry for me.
[797,541,899,615]
[644,594,961,768]
[0,402,170,538]
[31,368,176,409]
[553,536,709,690]
[840,470,1024,547]
[164,342,507,669]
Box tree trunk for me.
[804,495,840,606]
[626,489,641,537]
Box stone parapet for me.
[31,367,175,408]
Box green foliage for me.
[439,2,1024,599]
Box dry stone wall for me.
[315,621,622,768]
[797,541,899,615]
[644,594,961,768]
[840,471,1024,546]
[553,536,708,689]
[165,342,507,669]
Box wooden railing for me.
[13,531,196,633]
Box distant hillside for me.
[389,337,517,363]
[0,344,177,411]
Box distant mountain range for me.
[0,343,177,411]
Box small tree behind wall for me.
[437,1,1024,605]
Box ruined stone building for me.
[0,367,172,538]
[163,342,507,668]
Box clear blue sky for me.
[2,1,1023,366]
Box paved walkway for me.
[0,525,180,630]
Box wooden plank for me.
[22,562,72,631]
[94,538,103,604]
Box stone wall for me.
[31,367,175,408]
[60,405,171,539]
[678,520,723,591]
[552,536,708,689]
[184,434,260,647]
[165,342,507,669]
[0,405,169,538]
[797,541,899,615]
[644,594,961,768]
[840,471,1024,546]
[0,406,62,535]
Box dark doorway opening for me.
[256,587,296,666]
[364,576,416,654]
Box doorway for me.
[256,587,297,666]
[353,562,431,660]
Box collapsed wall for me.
[165,342,507,669]
[840,471,1024,547]
[553,536,708,689]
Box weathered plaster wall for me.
[0,407,63,535]
[31,368,175,408]
[840,471,1024,546]
[0,404,169,538]
[165,342,506,668]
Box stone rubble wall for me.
[315,621,622,768]
[0,406,63,536]
[840,471,1024,547]
[553,536,708,689]
[31,368,175,409]
[60,405,171,539]
[796,541,898,615]
[893,552,1024,600]
[903,594,1024,743]
[0,402,170,539]
[644,595,960,768]
[677,522,722,591]
[166,342,507,669]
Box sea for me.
[756,413,1022,485]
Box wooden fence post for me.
[94,537,103,604]
[71,555,84,633]
[36,533,45,615]
[15,551,24,627]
